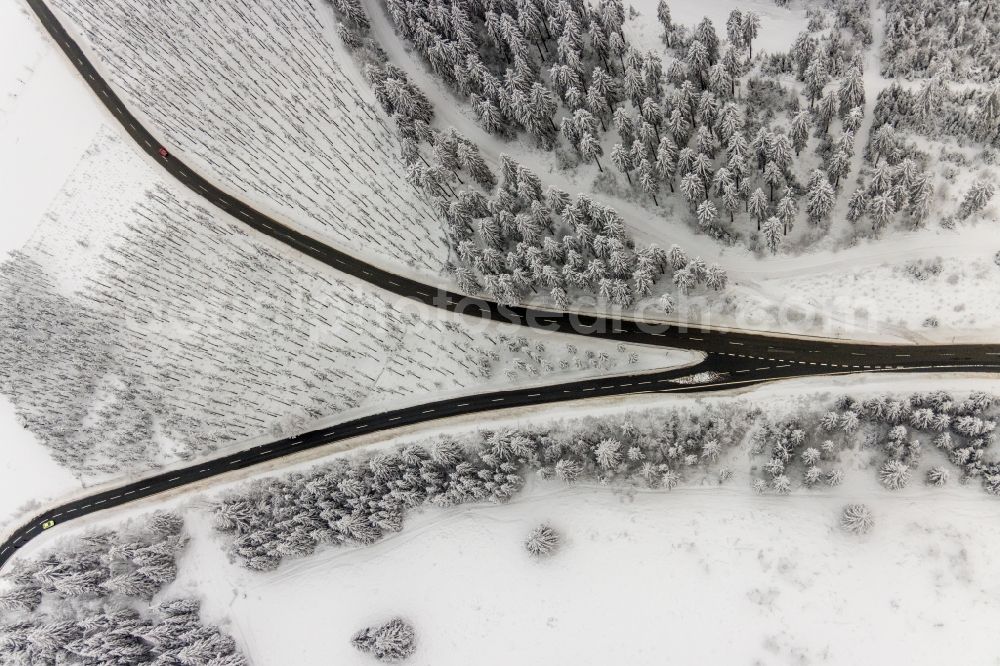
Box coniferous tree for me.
[638,159,659,204]
[958,180,996,219]
[790,111,811,156]
[579,132,604,170]
[761,216,783,253]
[722,183,741,223]
[748,187,769,230]
[611,143,635,184]
[806,170,835,224]
[696,199,718,229]
[776,194,797,234]
[868,192,894,234]
[726,9,744,49]
[656,0,672,42]
[838,66,865,114]
[742,11,760,59]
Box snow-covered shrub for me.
[878,460,912,490]
[926,467,950,487]
[772,474,792,494]
[826,469,845,486]
[840,504,874,535]
[352,618,416,662]
[525,525,560,558]
[214,405,748,569]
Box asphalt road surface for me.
[6,0,999,568]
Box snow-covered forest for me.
[881,0,1000,81]
[0,178,682,478]
[210,387,999,571]
[0,512,246,664]
[359,0,997,252]
[47,0,731,312]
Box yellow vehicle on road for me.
[42,520,55,529]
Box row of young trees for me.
[1,184,645,476]
[53,0,447,270]
[211,388,999,571]
[0,513,246,665]
[212,403,749,570]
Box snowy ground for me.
[179,479,1000,665]
[16,373,1000,665]
[0,1,102,531]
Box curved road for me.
[4,358,998,568]
[5,0,999,568]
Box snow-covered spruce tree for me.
[525,524,560,557]
[352,618,416,663]
[840,504,874,535]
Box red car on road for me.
[158,146,169,158]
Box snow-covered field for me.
[15,373,1000,665]
[0,123,695,521]
[47,0,449,277]
[0,1,102,530]
[178,478,1000,665]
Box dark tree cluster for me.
[747,391,1000,495]
[0,512,184,611]
[0,512,185,607]
[211,403,747,570]
[831,0,873,47]
[210,390,1000,569]
[383,0,643,147]
[881,0,1000,81]
[330,0,709,308]
[841,125,936,233]
[0,602,244,666]
[0,513,245,665]
[873,79,1000,149]
[436,154,727,306]
[374,0,812,251]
